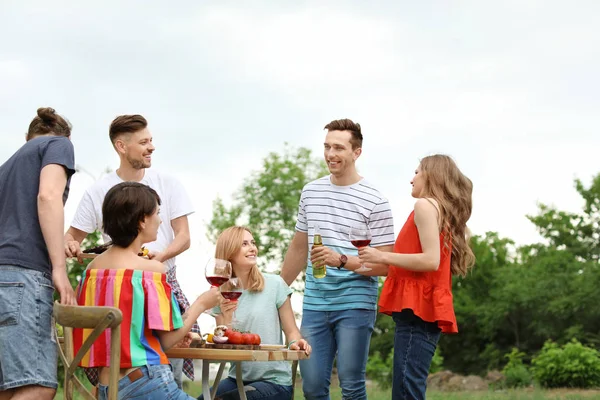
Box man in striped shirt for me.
[281,119,394,400]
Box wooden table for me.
[165,346,309,400]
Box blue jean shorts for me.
[0,266,57,390]
[98,364,195,400]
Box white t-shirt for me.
[70,169,194,271]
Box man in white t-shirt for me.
[63,114,196,388]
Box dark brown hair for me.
[26,107,72,141]
[324,118,363,149]
[102,182,161,247]
[109,115,148,144]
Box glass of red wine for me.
[220,277,243,327]
[205,258,232,288]
[349,224,372,272]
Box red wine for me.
[206,276,229,287]
[351,239,371,248]
[221,291,242,300]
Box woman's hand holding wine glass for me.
[220,277,244,328]
[349,224,373,272]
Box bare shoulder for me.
[136,259,167,274]
[414,198,440,215]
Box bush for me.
[430,347,445,374]
[532,339,600,388]
[366,351,393,389]
[501,348,532,388]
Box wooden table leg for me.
[236,362,247,400]
[211,362,226,399]
[202,360,212,399]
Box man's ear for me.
[114,138,127,155]
[353,147,362,161]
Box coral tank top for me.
[379,211,458,333]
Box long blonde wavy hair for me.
[215,226,265,292]
[419,155,475,277]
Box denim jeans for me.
[0,266,57,390]
[299,308,376,400]
[97,364,195,400]
[198,377,293,400]
[392,310,441,400]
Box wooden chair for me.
[54,302,123,400]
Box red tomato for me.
[241,333,254,345]
[227,330,243,345]
[253,333,261,345]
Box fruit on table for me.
[224,328,261,345]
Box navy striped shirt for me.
[295,176,395,311]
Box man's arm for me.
[64,226,89,263]
[310,244,393,276]
[39,164,75,305]
[280,231,308,285]
[149,215,191,263]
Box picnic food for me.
[224,328,261,345]
[205,325,229,344]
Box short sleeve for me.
[167,176,194,220]
[369,200,395,247]
[40,137,75,176]
[294,188,308,233]
[143,273,184,331]
[70,191,99,233]
[274,276,293,308]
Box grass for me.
[55,381,600,399]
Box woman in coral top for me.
[358,154,474,400]
[73,182,220,400]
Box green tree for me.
[527,174,600,261]
[206,145,327,273]
[439,232,516,374]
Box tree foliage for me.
[206,144,327,269]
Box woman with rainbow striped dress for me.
[73,182,220,399]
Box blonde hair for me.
[215,226,265,292]
[419,155,475,277]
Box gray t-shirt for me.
[0,136,75,274]
[213,273,294,386]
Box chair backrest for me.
[54,302,123,400]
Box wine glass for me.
[220,277,244,328]
[205,258,232,288]
[349,224,372,272]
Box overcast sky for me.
[2,1,599,327]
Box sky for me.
[1,1,599,329]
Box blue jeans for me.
[0,266,57,390]
[392,310,441,400]
[198,377,293,400]
[98,364,194,400]
[299,308,376,400]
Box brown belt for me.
[126,368,144,383]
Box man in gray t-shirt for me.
[0,108,76,399]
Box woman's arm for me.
[279,297,311,354]
[156,287,220,350]
[358,199,441,272]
